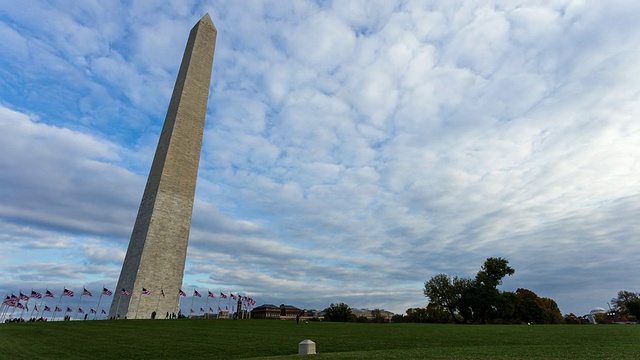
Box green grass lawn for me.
[1,319,639,359]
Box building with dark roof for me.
[250,304,302,319]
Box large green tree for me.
[472,257,515,323]
[323,302,353,322]
[625,300,640,320]
[612,290,640,320]
[423,274,471,323]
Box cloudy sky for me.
[1,0,639,317]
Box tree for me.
[515,288,546,324]
[405,307,430,323]
[495,291,519,322]
[476,257,515,288]
[563,313,582,324]
[370,309,386,323]
[611,290,640,315]
[625,300,640,320]
[426,302,453,323]
[323,303,352,322]
[424,274,470,323]
[540,297,563,324]
[472,257,515,324]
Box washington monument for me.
[109,14,216,319]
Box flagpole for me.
[19,293,28,319]
[115,295,122,319]
[52,288,64,321]
[217,296,221,319]
[41,289,51,321]
[94,291,104,320]
[135,291,142,319]
[0,294,8,322]
[205,289,209,319]
[155,287,162,314]
[36,292,46,319]
[28,302,36,319]
[74,289,84,320]
[174,289,180,318]
[9,299,17,320]
[28,289,37,319]
[190,290,195,317]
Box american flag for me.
[78,308,85,314]
[101,309,107,314]
[220,292,227,299]
[30,290,43,299]
[16,302,25,309]
[45,290,55,298]
[44,305,51,312]
[66,307,73,313]
[82,288,92,297]
[102,287,113,296]
[90,309,97,314]
[218,307,222,312]
[121,288,131,296]
[161,288,165,297]
[141,288,151,295]
[63,288,75,297]
[2,296,15,306]
[19,292,29,301]
[208,291,215,298]
[193,290,201,297]
[200,308,205,313]
[230,293,237,300]
[209,307,214,312]
[55,306,62,312]
[190,309,195,313]
[34,305,39,312]
[179,289,187,296]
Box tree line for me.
[322,258,638,324]
[420,257,562,324]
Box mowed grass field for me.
[1,319,639,359]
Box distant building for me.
[251,304,281,319]
[279,304,302,317]
[250,304,302,319]
[585,307,607,324]
[351,308,395,321]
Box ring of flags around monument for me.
[1,287,257,322]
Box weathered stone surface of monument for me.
[109,14,216,319]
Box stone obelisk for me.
[109,14,216,320]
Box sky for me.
[0,0,639,318]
